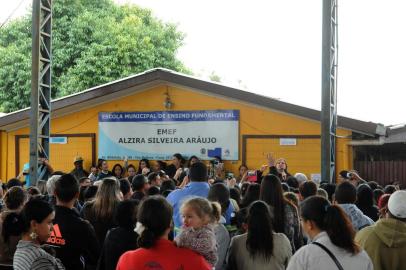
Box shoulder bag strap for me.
[312,242,344,270]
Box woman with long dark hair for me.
[287,196,373,270]
[0,187,28,263]
[227,201,291,270]
[356,184,379,222]
[260,174,302,252]
[240,183,260,208]
[112,164,125,179]
[116,196,210,270]
[13,198,64,270]
[136,159,150,175]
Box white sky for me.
[1,0,405,126]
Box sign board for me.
[280,138,297,146]
[50,137,67,144]
[98,110,239,160]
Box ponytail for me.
[301,196,360,255]
[136,196,173,249]
[2,212,25,243]
[137,229,156,248]
[324,205,360,254]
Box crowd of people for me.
[0,152,405,270]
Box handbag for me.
[312,242,344,270]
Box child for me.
[175,197,220,267]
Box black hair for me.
[137,159,151,174]
[79,186,87,204]
[384,185,397,194]
[238,164,248,172]
[281,182,290,192]
[246,201,274,260]
[3,198,53,243]
[260,174,290,234]
[319,183,336,202]
[229,187,241,207]
[208,183,230,215]
[79,177,90,184]
[4,186,27,210]
[187,155,200,168]
[189,162,208,182]
[6,178,23,189]
[356,184,374,208]
[367,181,378,191]
[335,181,357,204]
[112,164,124,178]
[373,189,384,205]
[137,196,173,248]
[299,181,318,199]
[241,183,260,208]
[119,178,132,197]
[115,199,139,230]
[160,180,176,195]
[127,164,136,172]
[161,190,173,198]
[164,164,177,179]
[240,182,250,197]
[131,174,147,191]
[84,185,98,201]
[97,159,106,169]
[55,174,79,203]
[286,176,299,189]
[147,172,159,184]
[235,207,248,234]
[172,153,185,166]
[147,186,160,196]
[156,161,167,171]
[27,187,41,197]
[300,196,360,254]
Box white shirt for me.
[287,231,373,270]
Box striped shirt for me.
[13,240,65,270]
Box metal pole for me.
[321,0,338,183]
[29,0,52,185]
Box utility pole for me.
[29,0,52,185]
[321,0,338,183]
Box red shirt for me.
[116,239,211,270]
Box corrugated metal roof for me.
[0,68,384,136]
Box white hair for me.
[46,174,61,195]
[294,173,308,184]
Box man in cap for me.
[70,156,89,181]
[355,190,406,270]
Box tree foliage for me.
[0,0,188,112]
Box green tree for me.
[0,0,188,112]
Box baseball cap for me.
[74,156,84,163]
[388,190,406,218]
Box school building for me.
[0,68,387,182]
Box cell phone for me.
[247,170,257,182]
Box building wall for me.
[3,84,353,181]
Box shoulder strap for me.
[312,242,344,270]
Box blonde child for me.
[175,197,221,267]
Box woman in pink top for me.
[116,196,211,270]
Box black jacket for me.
[48,206,100,270]
[97,227,138,270]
